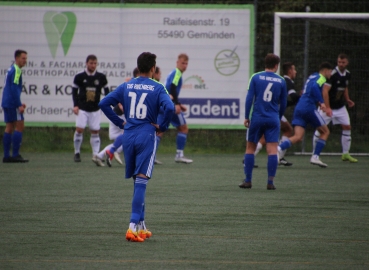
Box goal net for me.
[274,12,369,156]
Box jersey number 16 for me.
[128,92,148,119]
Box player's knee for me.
[177,125,188,133]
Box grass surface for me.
[0,153,368,269]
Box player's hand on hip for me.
[151,123,160,134]
[18,105,25,114]
[73,106,79,115]
[180,104,187,112]
[244,119,250,128]
[175,104,181,114]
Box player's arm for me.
[244,79,255,127]
[287,89,300,106]
[103,76,110,96]
[343,87,355,108]
[157,88,175,132]
[322,83,332,116]
[168,83,182,114]
[99,86,125,129]
[279,83,287,120]
[72,76,80,115]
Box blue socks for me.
[244,154,254,183]
[267,155,278,185]
[314,139,326,156]
[130,177,148,224]
[279,139,292,151]
[12,131,22,157]
[176,132,187,150]
[3,132,12,158]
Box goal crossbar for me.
[274,12,369,62]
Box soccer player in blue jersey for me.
[239,53,287,190]
[278,62,333,168]
[99,52,174,242]
[1,49,29,163]
[157,53,193,164]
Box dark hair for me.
[137,52,156,73]
[265,53,280,69]
[86,54,97,63]
[338,53,348,60]
[282,62,294,76]
[155,66,160,74]
[133,67,139,77]
[14,49,27,59]
[319,62,333,71]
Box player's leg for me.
[279,117,293,166]
[313,108,331,152]
[333,107,357,162]
[278,125,305,159]
[12,118,28,162]
[125,131,156,242]
[310,124,330,167]
[266,142,278,190]
[264,119,280,190]
[106,134,124,167]
[4,108,28,163]
[3,108,15,163]
[173,113,192,163]
[88,111,101,158]
[74,110,88,162]
[239,123,259,189]
[309,110,330,167]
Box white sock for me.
[90,134,100,156]
[129,222,137,232]
[74,132,83,154]
[176,150,184,157]
[138,221,147,231]
[97,143,113,159]
[341,130,351,154]
[312,130,320,152]
[254,142,263,155]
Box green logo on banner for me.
[43,11,77,58]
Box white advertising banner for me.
[0,3,254,128]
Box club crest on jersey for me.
[94,80,99,85]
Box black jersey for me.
[72,70,109,112]
[283,75,300,107]
[325,67,351,109]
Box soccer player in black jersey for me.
[72,54,109,163]
[312,54,357,163]
[278,62,300,166]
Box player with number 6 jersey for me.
[239,53,287,190]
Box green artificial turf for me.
[0,153,368,269]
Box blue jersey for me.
[165,68,183,97]
[1,64,23,109]
[245,71,287,121]
[99,76,174,132]
[296,72,325,111]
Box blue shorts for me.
[122,129,157,179]
[247,118,280,143]
[292,107,326,128]
[158,110,186,128]
[3,107,24,123]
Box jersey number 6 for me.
[263,83,273,102]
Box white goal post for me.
[273,12,369,156]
